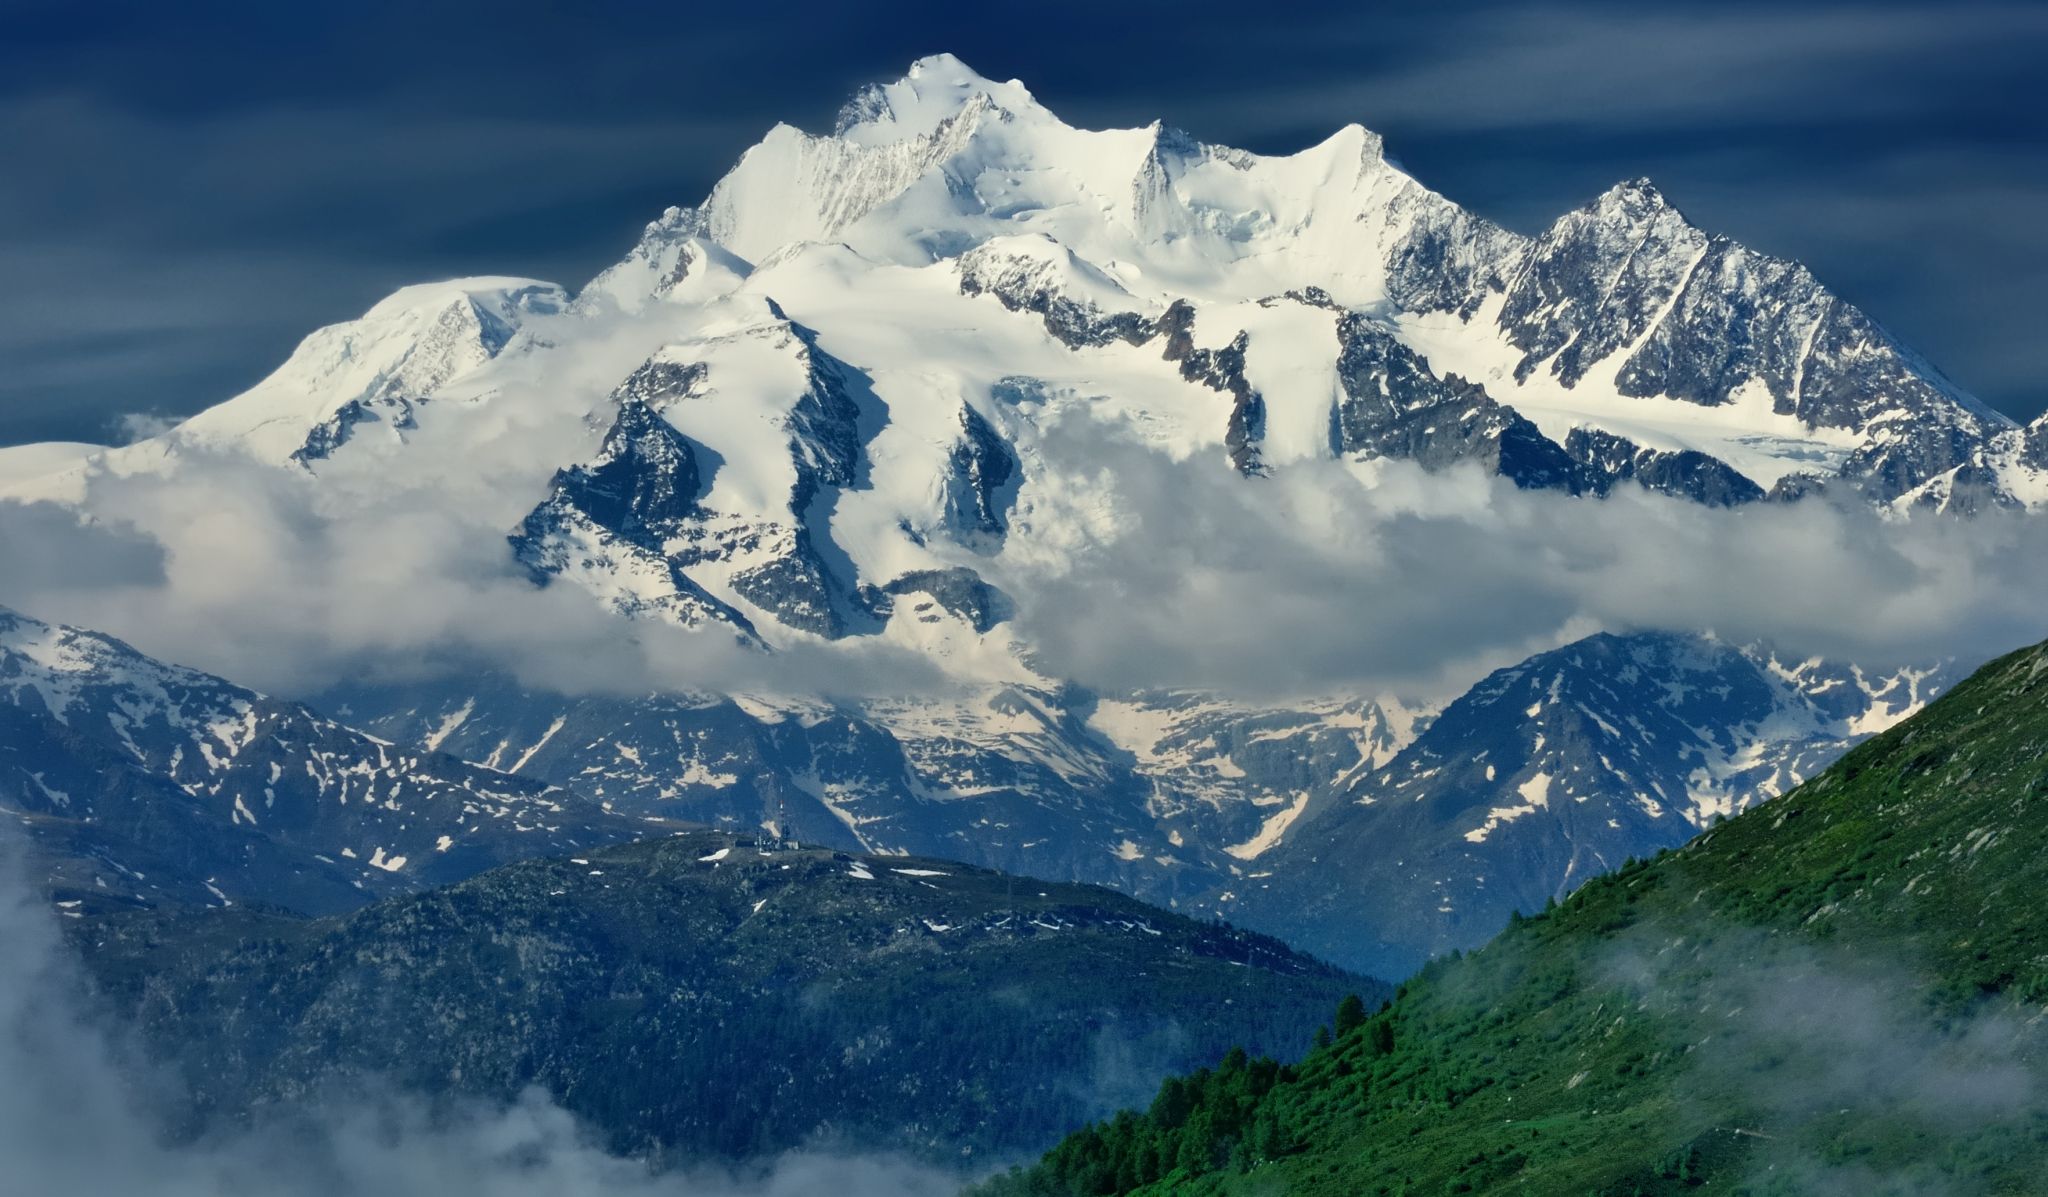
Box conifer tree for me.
[1334,992,1367,1037]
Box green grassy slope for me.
[980,638,2048,1196]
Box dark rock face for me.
[0,606,643,917]
[1498,181,1710,389]
[292,397,416,466]
[1565,426,1764,507]
[1910,461,2022,515]
[1612,238,1829,409]
[1149,297,1198,361]
[880,567,1007,633]
[969,277,1153,350]
[1767,471,1839,503]
[2022,416,2048,471]
[1333,314,1580,492]
[1473,180,2007,500]
[512,325,886,641]
[520,392,704,555]
[1381,201,1521,320]
[781,327,867,491]
[727,535,853,638]
[940,403,1017,545]
[612,357,707,410]
[1829,397,1996,500]
[1162,319,1266,477]
[1031,297,1274,477]
[77,831,1371,1167]
[1889,412,2048,512]
[509,368,756,637]
[1213,631,1950,978]
[956,246,1152,350]
[721,327,877,640]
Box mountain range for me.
[0,52,2026,978]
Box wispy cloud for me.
[1187,2,2048,137]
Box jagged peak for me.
[832,53,1043,147]
[1598,176,1668,206]
[1577,176,1692,231]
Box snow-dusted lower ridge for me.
[1212,632,1953,977]
[0,54,2015,969]
[0,605,649,914]
[318,626,1944,973]
[319,673,1424,909]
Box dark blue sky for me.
[3,0,2043,445]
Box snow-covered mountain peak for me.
[358,276,562,327]
[8,56,2041,672]
[690,89,1017,265]
[169,275,568,463]
[832,53,1042,146]
[577,217,753,314]
[1590,176,1675,213]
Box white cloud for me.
[4,412,2044,708]
[110,411,182,443]
[0,448,953,701]
[994,417,2048,699]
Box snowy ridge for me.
[1213,631,1955,976]
[9,54,2018,514]
[182,277,569,464]
[321,671,1431,909]
[0,604,642,913]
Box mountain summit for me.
[0,55,2014,972]
[13,54,2027,512]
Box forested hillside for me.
[74,830,1378,1168]
[980,636,2048,1195]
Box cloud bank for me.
[4,414,2046,705]
[1001,421,2048,697]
